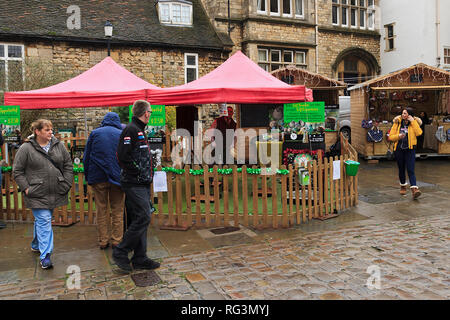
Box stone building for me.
[201,0,381,88]
[1,0,382,134]
[0,0,232,133]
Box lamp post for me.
[104,20,113,56]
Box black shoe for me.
[112,251,132,272]
[132,258,160,270]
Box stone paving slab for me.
[0,212,449,300]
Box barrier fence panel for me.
[1,135,359,228]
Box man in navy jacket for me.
[83,112,124,249]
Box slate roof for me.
[0,0,229,50]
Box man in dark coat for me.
[84,112,124,250]
[210,105,237,164]
[113,100,159,273]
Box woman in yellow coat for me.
[388,109,423,199]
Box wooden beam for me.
[371,85,450,90]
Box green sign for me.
[283,102,325,124]
[129,104,166,126]
[0,105,20,126]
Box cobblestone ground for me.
[1,213,448,300]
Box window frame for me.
[270,0,281,16]
[385,23,395,51]
[332,1,339,26]
[184,53,198,84]
[294,0,304,18]
[443,47,450,66]
[0,43,25,92]
[257,0,267,15]
[257,47,307,71]
[157,1,193,26]
[282,0,293,17]
[341,5,348,27]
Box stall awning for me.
[4,57,159,109]
[147,51,313,105]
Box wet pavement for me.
[0,158,449,300]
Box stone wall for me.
[19,41,227,133]
[317,30,380,78]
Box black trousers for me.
[115,185,155,263]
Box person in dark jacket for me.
[113,100,159,272]
[210,105,237,164]
[13,119,73,269]
[84,112,124,250]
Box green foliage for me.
[112,106,130,124]
[165,105,176,131]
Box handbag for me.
[367,127,383,143]
[361,119,373,129]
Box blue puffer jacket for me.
[83,112,123,186]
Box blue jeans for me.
[394,148,417,187]
[31,209,54,261]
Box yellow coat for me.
[388,116,423,150]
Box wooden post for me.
[242,165,248,227]
[78,172,85,224]
[167,168,174,225]
[12,179,19,221]
[5,173,11,220]
[262,167,268,228]
[281,165,288,228]
[203,165,211,227]
[318,156,323,217]
[307,162,313,220]
[223,165,229,226]
[232,165,239,227]
[184,165,192,227]
[293,164,300,225]
[272,171,278,229]
[323,157,329,217]
[288,164,295,226]
[312,160,318,218]
[175,166,183,226]
[252,165,258,228]
[194,165,202,227]
[213,165,220,227]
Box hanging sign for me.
[219,103,228,117]
[129,105,166,126]
[283,102,325,124]
[0,105,21,143]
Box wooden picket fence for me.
[0,154,358,229]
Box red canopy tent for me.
[4,57,158,109]
[146,51,313,105]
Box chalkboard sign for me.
[309,133,325,143]
[240,104,269,127]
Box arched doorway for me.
[332,47,380,93]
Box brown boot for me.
[400,185,407,195]
[411,187,421,200]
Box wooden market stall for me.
[271,66,347,154]
[348,63,450,159]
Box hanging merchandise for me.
[377,91,387,100]
[390,105,403,115]
[391,91,403,101]
[380,102,389,114]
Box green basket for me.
[344,160,360,176]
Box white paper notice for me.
[333,160,341,180]
[153,171,168,193]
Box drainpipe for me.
[436,0,441,67]
[315,0,319,73]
